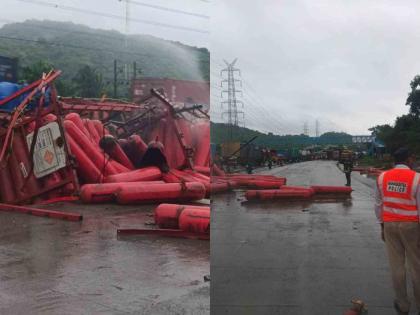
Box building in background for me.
[132,77,209,111]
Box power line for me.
[13,0,209,34]
[121,0,210,19]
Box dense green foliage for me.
[211,122,352,149]
[0,20,209,98]
[370,75,420,154]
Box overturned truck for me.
[0,70,211,206]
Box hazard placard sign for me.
[26,122,67,178]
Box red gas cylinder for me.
[101,136,134,170]
[129,134,148,156]
[245,180,285,189]
[154,203,209,229]
[104,167,162,183]
[163,118,185,169]
[65,113,90,137]
[311,185,353,195]
[193,121,210,167]
[280,186,316,196]
[10,131,42,198]
[84,119,101,145]
[66,134,104,183]
[162,171,181,183]
[64,120,117,176]
[194,166,210,176]
[43,113,57,124]
[116,182,206,204]
[170,169,210,196]
[212,164,226,176]
[184,170,210,182]
[245,189,313,201]
[111,143,135,170]
[211,182,230,194]
[108,160,130,173]
[80,181,166,203]
[178,207,210,234]
[92,119,108,138]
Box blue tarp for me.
[0,82,50,112]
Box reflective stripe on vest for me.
[377,169,420,222]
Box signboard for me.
[0,56,18,83]
[352,135,375,144]
[26,122,67,178]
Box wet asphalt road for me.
[0,202,209,314]
[211,160,400,315]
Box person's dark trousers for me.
[384,222,420,313]
[345,172,351,186]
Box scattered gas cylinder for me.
[178,207,210,234]
[116,182,206,204]
[104,167,162,183]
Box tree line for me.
[370,75,420,154]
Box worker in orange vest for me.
[375,148,420,315]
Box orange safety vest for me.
[377,168,420,222]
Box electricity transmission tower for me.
[303,121,309,136]
[220,58,244,140]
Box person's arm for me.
[416,176,420,223]
[374,180,385,241]
[374,182,383,224]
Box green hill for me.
[211,122,353,149]
[0,20,209,98]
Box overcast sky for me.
[210,0,420,136]
[1,0,209,47]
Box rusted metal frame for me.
[150,88,194,169]
[0,203,82,221]
[0,70,62,163]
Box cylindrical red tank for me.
[311,185,353,195]
[184,170,210,182]
[162,171,181,183]
[154,203,209,229]
[84,119,101,145]
[80,181,166,203]
[107,142,135,170]
[193,121,210,167]
[245,180,285,189]
[0,160,16,203]
[280,186,315,196]
[245,189,313,200]
[109,160,130,173]
[211,182,230,194]
[170,169,210,196]
[129,134,148,156]
[64,120,117,176]
[104,167,162,183]
[178,207,210,234]
[65,113,90,138]
[66,134,104,183]
[92,119,108,138]
[116,182,206,204]
[212,164,226,176]
[10,131,42,198]
[194,166,210,176]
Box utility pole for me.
[220,58,244,140]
